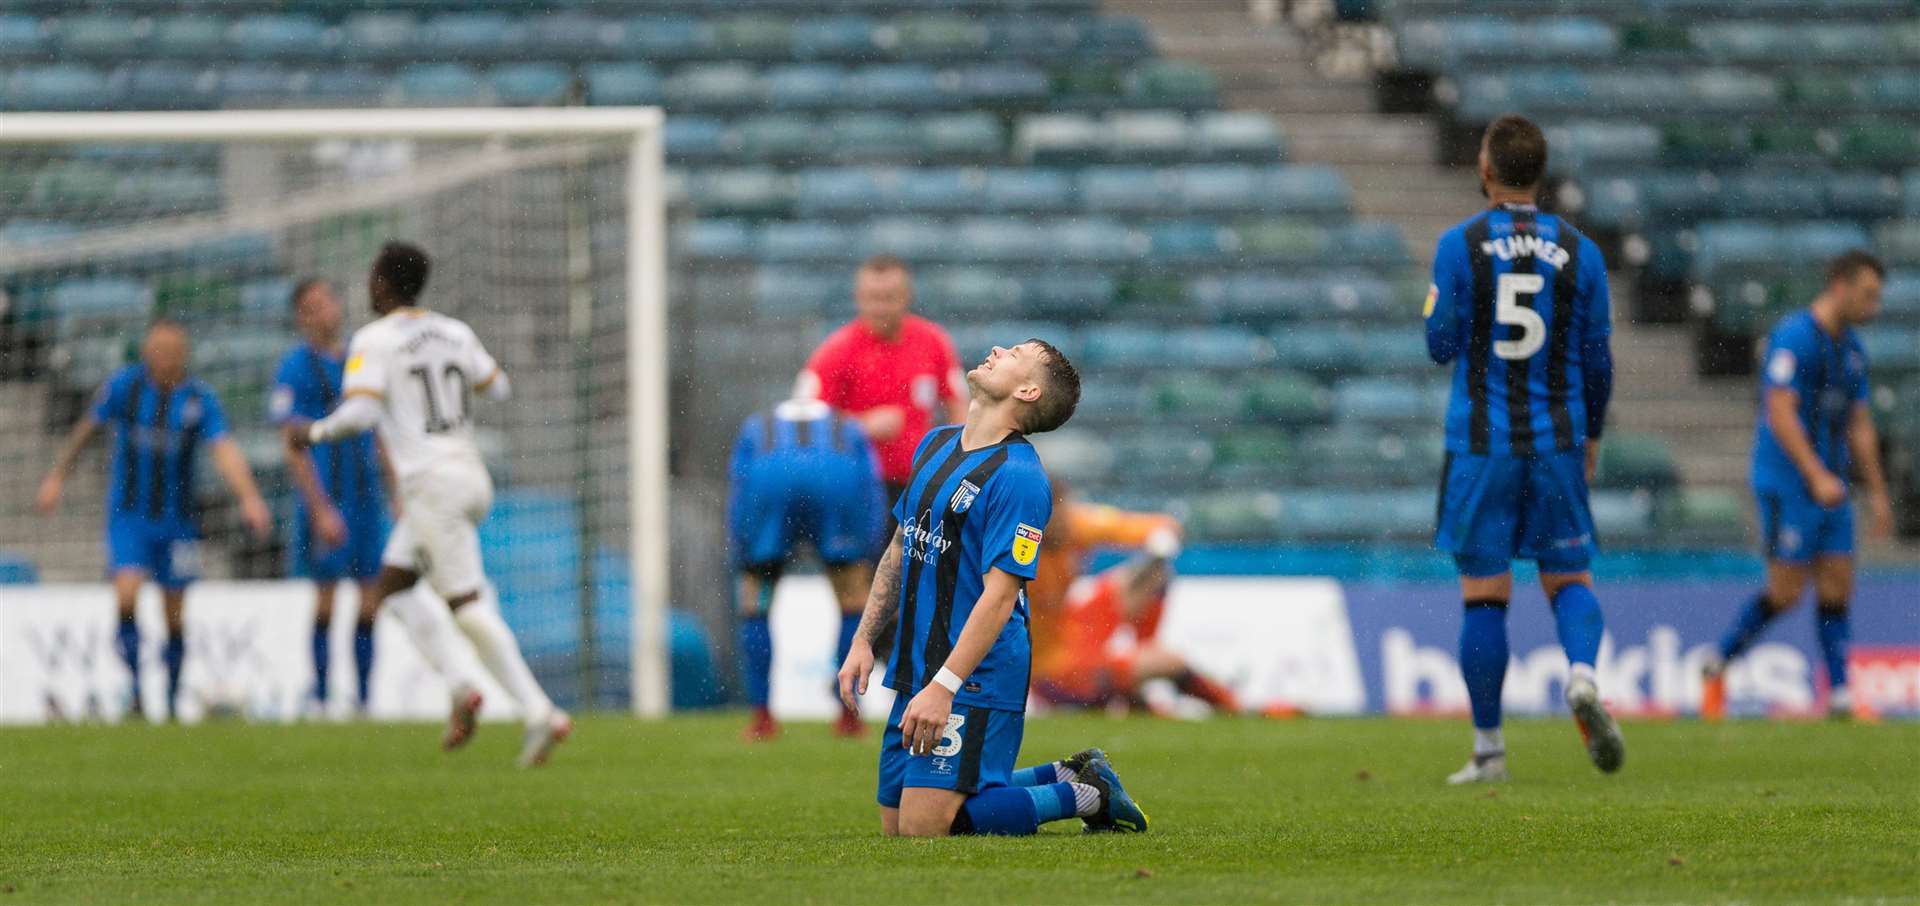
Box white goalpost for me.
[0,107,673,718]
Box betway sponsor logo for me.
[902,516,951,565]
[1382,626,1815,716]
[1481,234,1570,269]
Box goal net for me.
[0,109,669,717]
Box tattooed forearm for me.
[855,529,905,645]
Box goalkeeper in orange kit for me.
[1027,487,1239,713]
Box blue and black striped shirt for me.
[91,364,231,526]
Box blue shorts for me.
[1435,450,1596,577]
[291,504,387,582]
[730,474,879,571]
[1755,483,1854,565]
[876,695,1024,808]
[106,517,201,590]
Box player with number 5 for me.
[1424,115,1623,785]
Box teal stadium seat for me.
[7,65,115,111]
[57,14,143,60]
[922,112,1006,160]
[665,63,764,110]
[152,15,227,60]
[419,13,521,61]
[491,64,574,106]
[864,217,952,262]
[983,169,1072,213]
[1105,111,1189,162]
[1242,371,1332,425]
[397,64,490,105]
[735,114,819,162]
[1192,111,1286,163]
[765,65,844,110]
[342,13,418,63]
[1014,114,1104,165]
[892,14,990,61]
[687,168,793,218]
[625,16,713,62]
[713,16,793,61]
[126,64,218,110]
[1141,371,1241,422]
[229,14,331,61]
[0,16,48,60]
[842,64,940,109]
[528,13,620,60]
[793,17,878,61]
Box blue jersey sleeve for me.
[269,350,308,425]
[980,460,1052,581]
[195,384,231,441]
[1578,238,1614,439]
[89,368,133,424]
[728,417,758,488]
[1425,228,1469,364]
[1762,321,1816,398]
[1848,338,1871,404]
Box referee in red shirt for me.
[795,255,968,544]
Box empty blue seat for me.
[419,14,520,60]
[753,267,843,319]
[229,15,331,61]
[1022,269,1114,317]
[761,221,855,263]
[1080,324,1166,368]
[57,14,142,59]
[342,13,418,63]
[116,169,219,212]
[0,15,47,60]
[125,63,217,110]
[665,116,729,161]
[826,112,925,161]
[529,13,620,59]
[308,68,386,103]
[1015,114,1104,165]
[1867,71,1920,111]
[1877,223,1920,267]
[843,64,941,108]
[397,64,489,104]
[1324,222,1408,267]
[1106,111,1189,162]
[1271,327,1427,374]
[1334,378,1448,424]
[793,17,877,60]
[1531,18,1617,60]
[688,168,793,217]
[917,267,1021,317]
[152,15,227,59]
[241,279,293,320]
[7,65,113,111]
[764,64,845,110]
[1191,273,1321,321]
[624,16,713,61]
[1077,16,1154,59]
[988,16,1082,59]
[953,218,1053,263]
[1859,327,1920,372]
[1147,220,1234,261]
[897,169,980,214]
[733,113,819,162]
[1783,221,1873,261]
[220,65,303,102]
[951,63,1050,105]
[1192,111,1285,163]
[1081,166,1172,212]
[51,278,154,326]
[681,219,755,259]
[584,64,662,106]
[1686,69,1778,112]
[922,112,1005,159]
[1249,166,1353,216]
[1547,121,1661,173]
[1052,218,1139,262]
[795,168,886,216]
[983,168,1072,212]
[666,63,763,109]
[1826,172,1905,220]
[492,64,573,106]
[1721,172,1825,219]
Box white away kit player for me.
[296,241,571,767]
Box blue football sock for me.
[352,622,375,707]
[1550,583,1604,669]
[951,786,1042,836]
[1816,603,1850,688]
[1011,762,1063,787]
[311,621,331,703]
[836,613,861,674]
[739,615,772,708]
[1459,601,1509,731]
[1718,592,1779,662]
[162,633,185,718]
[115,616,141,686]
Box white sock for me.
[1052,762,1075,784]
[453,586,553,726]
[1569,663,1597,687]
[387,587,484,692]
[1070,782,1103,817]
[1474,728,1505,757]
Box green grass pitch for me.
[1,714,1915,904]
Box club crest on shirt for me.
[1011,523,1043,566]
[949,480,980,514]
[1422,283,1438,318]
[1768,349,1796,385]
[179,396,202,427]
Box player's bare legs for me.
[1702,561,1809,720]
[895,788,968,837]
[736,569,778,742]
[1540,571,1622,773]
[827,561,873,737]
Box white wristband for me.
[932,667,963,694]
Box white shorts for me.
[381,458,495,599]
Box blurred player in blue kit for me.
[837,340,1148,837]
[728,397,886,741]
[36,320,273,721]
[1701,251,1895,721]
[1425,115,1625,783]
[273,278,395,718]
